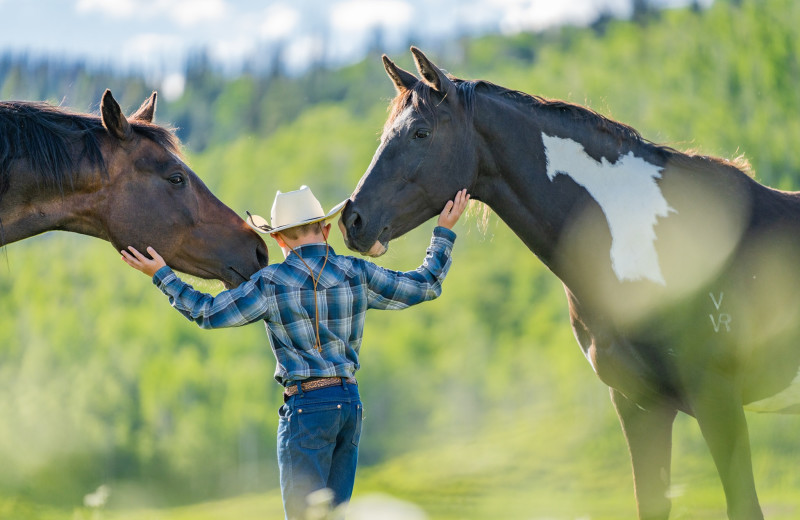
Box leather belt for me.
[284,376,357,397]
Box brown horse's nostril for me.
[256,243,269,268]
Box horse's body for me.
[0,90,267,287]
[341,48,800,519]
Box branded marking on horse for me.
[709,292,732,332]
[542,133,676,285]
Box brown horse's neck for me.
[0,159,108,247]
[0,102,113,247]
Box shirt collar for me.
[286,243,335,261]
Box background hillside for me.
[3,0,800,518]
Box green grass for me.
[5,405,799,520]
[107,492,285,520]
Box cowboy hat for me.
[246,185,347,234]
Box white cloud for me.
[53,0,687,77]
[76,0,138,18]
[209,36,257,67]
[161,72,186,101]
[488,0,629,33]
[330,0,413,33]
[259,4,301,41]
[327,0,414,64]
[121,33,185,71]
[75,0,228,26]
[282,35,325,74]
[454,2,505,33]
[166,0,227,27]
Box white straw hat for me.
[246,185,347,234]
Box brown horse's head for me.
[97,90,268,287]
[341,47,479,256]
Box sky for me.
[0,0,709,99]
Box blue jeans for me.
[277,382,363,520]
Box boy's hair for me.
[278,221,326,240]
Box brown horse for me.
[0,90,267,287]
[342,47,800,519]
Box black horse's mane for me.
[384,76,645,143]
[385,76,752,176]
[477,80,649,145]
[0,101,180,201]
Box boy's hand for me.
[121,246,166,277]
[437,189,470,230]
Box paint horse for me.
[0,90,267,287]
[341,47,800,520]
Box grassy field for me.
[4,403,799,520]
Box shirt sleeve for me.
[363,226,457,310]
[152,266,274,329]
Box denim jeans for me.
[277,381,363,520]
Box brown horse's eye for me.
[413,129,430,139]
[168,173,185,186]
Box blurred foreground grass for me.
[3,404,799,520]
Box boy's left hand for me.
[121,246,166,277]
[437,189,470,230]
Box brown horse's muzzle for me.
[221,229,269,287]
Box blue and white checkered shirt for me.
[153,226,457,386]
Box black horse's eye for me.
[413,129,431,139]
[168,173,185,185]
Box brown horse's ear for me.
[130,91,157,123]
[100,89,132,140]
[383,54,417,93]
[410,46,456,99]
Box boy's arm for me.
[122,246,272,329]
[364,189,469,310]
[363,227,455,309]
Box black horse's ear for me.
[130,91,157,123]
[383,54,417,93]
[100,89,132,140]
[410,46,456,99]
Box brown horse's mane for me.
[0,101,181,201]
[385,76,752,177]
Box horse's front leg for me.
[687,372,763,520]
[611,388,677,520]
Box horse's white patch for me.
[542,133,676,285]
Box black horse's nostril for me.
[345,207,362,232]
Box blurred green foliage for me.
[2,0,800,518]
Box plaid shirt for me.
[153,226,457,386]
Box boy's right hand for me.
[121,246,167,277]
[437,189,470,230]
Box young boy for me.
[121,185,469,520]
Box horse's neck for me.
[471,96,598,269]
[0,163,107,246]
[473,93,677,285]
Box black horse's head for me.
[341,47,479,256]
